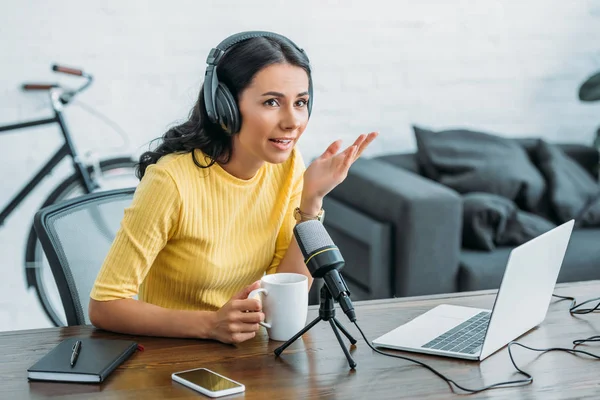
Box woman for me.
[88,32,377,344]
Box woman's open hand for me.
[302,132,378,202]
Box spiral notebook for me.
[27,337,138,383]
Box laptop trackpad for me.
[374,304,486,348]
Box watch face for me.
[318,209,325,222]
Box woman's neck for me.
[217,150,263,180]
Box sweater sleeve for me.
[266,150,306,275]
[90,164,181,301]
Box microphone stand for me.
[274,284,358,369]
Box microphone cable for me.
[351,294,600,394]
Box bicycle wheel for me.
[24,157,140,326]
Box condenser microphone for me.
[293,220,356,322]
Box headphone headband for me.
[204,31,313,134]
[208,31,309,65]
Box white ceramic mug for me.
[248,273,309,341]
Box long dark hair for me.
[136,36,312,179]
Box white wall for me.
[1,0,599,331]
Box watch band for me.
[294,207,325,223]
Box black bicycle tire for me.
[24,156,138,327]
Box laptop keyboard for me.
[421,311,491,355]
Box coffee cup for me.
[248,273,309,341]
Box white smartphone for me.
[172,367,245,398]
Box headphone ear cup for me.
[214,83,240,135]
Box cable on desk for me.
[553,293,600,348]
[573,335,600,347]
[354,293,600,394]
[552,293,600,315]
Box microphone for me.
[293,220,356,322]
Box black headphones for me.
[203,31,313,136]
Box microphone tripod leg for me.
[329,319,357,369]
[332,317,357,345]
[274,315,322,357]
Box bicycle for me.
[0,64,140,327]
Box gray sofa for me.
[322,139,600,301]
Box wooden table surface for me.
[3,280,600,399]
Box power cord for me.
[552,293,600,314]
[353,294,600,394]
[573,336,600,346]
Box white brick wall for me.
[1,0,599,331]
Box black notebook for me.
[27,338,138,383]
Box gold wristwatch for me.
[294,207,325,223]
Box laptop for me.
[372,219,574,361]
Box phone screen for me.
[174,369,242,391]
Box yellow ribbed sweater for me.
[90,147,304,311]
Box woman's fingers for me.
[343,145,358,170]
[351,134,367,148]
[324,132,378,167]
[238,310,265,324]
[233,321,261,333]
[338,132,377,165]
[355,132,378,159]
[233,298,262,312]
[340,132,377,161]
[320,139,342,160]
[231,280,261,300]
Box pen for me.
[70,340,82,367]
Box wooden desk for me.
[3,281,600,399]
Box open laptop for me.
[372,219,574,361]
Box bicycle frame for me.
[0,93,98,227]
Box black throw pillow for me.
[536,140,600,224]
[413,126,546,211]
[579,196,600,227]
[462,193,556,251]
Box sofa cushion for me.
[555,144,600,180]
[536,140,600,224]
[413,125,546,211]
[580,196,600,227]
[458,228,600,291]
[462,193,555,251]
[375,153,420,174]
